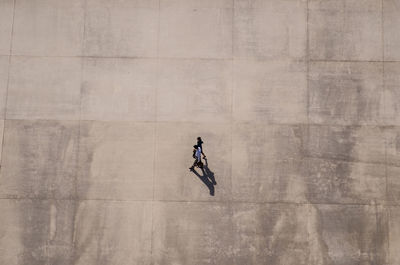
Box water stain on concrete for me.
[19,200,76,265]
[9,120,79,265]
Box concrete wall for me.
[0,0,399,264]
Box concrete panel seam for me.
[150,1,161,263]
[1,196,398,207]
[5,117,400,130]
[8,53,400,63]
[0,0,15,170]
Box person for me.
[197,137,206,158]
[189,145,202,170]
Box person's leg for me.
[189,159,196,170]
[196,157,201,168]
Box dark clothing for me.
[197,140,203,149]
[197,140,205,157]
[192,149,196,159]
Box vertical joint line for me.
[306,0,310,125]
[305,0,310,204]
[230,0,234,197]
[79,0,88,123]
[71,0,88,262]
[152,0,160,201]
[382,0,385,62]
[382,0,385,125]
[76,0,87,204]
[382,0,388,207]
[0,0,16,171]
[150,1,161,262]
[8,0,16,56]
[231,0,234,60]
[382,0,389,256]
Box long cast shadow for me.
[190,158,217,196]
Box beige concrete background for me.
[0,0,399,264]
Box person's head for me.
[193,145,198,149]
[197,137,202,141]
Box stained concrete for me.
[0,56,8,118]
[0,0,399,264]
[73,200,153,265]
[308,0,382,61]
[0,0,13,55]
[159,1,232,59]
[309,62,384,125]
[0,120,79,199]
[7,57,81,120]
[383,0,400,61]
[233,60,307,123]
[84,0,158,57]
[0,199,76,265]
[232,123,306,202]
[81,58,158,121]
[384,62,400,125]
[12,0,85,56]
[388,166,400,204]
[389,206,400,264]
[0,119,3,162]
[157,59,232,122]
[234,0,307,60]
[78,121,155,200]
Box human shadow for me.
[190,158,217,196]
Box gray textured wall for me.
[0,0,399,264]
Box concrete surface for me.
[0,0,399,264]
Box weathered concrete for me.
[159,0,232,58]
[233,60,307,123]
[384,0,400,61]
[309,0,382,61]
[158,59,232,122]
[74,200,153,265]
[78,121,155,200]
[234,0,307,60]
[0,120,79,199]
[389,206,400,264]
[232,123,306,202]
[0,0,13,55]
[388,166,400,204]
[12,0,85,56]
[0,56,8,119]
[0,199,76,265]
[0,119,3,162]
[0,0,399,264]
[7,57,81,120]
[152,201,234,265]
[384,62,400,125]
[309,62,384,125]
[81,58,158,121]
[84,0,158,57]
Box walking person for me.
[197,137,206,159]
[189,145,203,171]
